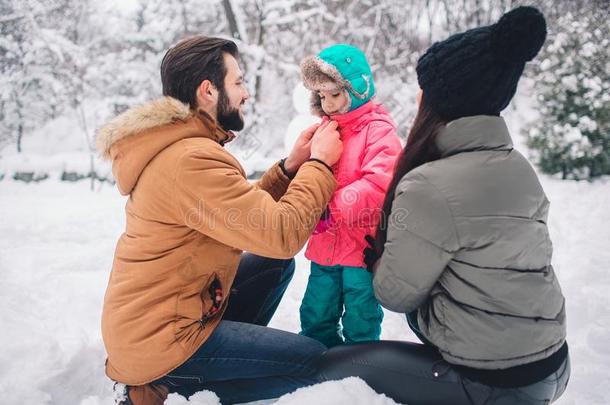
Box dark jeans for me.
[156,253,326,404]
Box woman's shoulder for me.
[398,150,481,189]
[392,165,460,252]
[396,160,445,190]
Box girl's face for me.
[318,90,349,115]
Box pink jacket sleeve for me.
[328,122,402,227]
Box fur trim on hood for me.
[96,97,192,160]
[301,56,346,116]
[95,96,235,195]
[300,56,347,93]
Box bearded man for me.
[97,36,342,405]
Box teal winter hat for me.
[301,44,375,116]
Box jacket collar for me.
[193,109,236,146]
[436,115,513,158]
[95,97,235,195]
[329,100,375,128]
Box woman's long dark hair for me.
[375,96,448,253]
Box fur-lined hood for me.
[96,97,192,160]
[96,97,234,195]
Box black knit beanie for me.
[416,6,547,120]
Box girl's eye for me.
[332,93,340,97]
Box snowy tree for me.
[1,0,608,183]
[0,0,70,153]
[526,8,610,180]
[228,0,436,155]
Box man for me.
[97,36,343,405]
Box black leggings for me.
[316,341,570,405]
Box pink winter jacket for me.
[305,101,403,268]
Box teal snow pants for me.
[299,261,383,347]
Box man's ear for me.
[196,79,218,110]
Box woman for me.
[317,7,569,404]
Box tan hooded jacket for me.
[96,97,336,385]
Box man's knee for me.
[283,257,296,280]
[269,257,295,285]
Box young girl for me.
[298,44,402,347]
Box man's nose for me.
[242,88,250,102]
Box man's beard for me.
[217,87,244,131]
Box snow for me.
[165,391,221,405]
[578,116,598,133]
[273,377,398,405]
[283,83,321,156]
[161,377,398,405]
[560,75,578,93]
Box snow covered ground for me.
[0,167,609,404]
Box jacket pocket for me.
[199,273,227,326]
[174,272,221,336]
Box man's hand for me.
[284,123,321,175]
[310,121,342,167]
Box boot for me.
[113,382,168,405]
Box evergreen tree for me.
[526,11,610,180]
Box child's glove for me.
[313,207,334,234]
[363,235,381,273]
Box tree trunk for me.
[222,0,241,40]
[16,94,23,153]
[181,1,189,35]
[253,3,265,107]
[16,122,23,153]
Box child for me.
[299,44,402,347]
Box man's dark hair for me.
[160,36,238,108]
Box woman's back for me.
[374,115,566,369]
